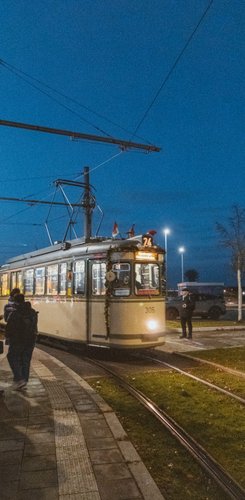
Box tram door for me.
[87,261,107,343]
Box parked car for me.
[166,293,226,320]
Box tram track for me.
[38,344,245,500]
[138,352,245,405]
[83,355,245,500]
[38,340,245,500]
[174,351,245,379]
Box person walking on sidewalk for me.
[5,293,38,390]
[179,288,195,340]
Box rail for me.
[85,355,245,500]
[141,354,245,405]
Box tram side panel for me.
[89,298,166,348]
[1,295,166,348]
[33,296,166,348]
[110,299,166,348]
[32,298,87,343]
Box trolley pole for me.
[83,166,92,242]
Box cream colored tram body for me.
[0,235,166,349]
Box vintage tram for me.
[0,233,166,349]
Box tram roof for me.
[1,235,164,269]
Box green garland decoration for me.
[104,248,114,338]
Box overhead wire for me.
[0,146,124,230]
[1,12,171,234]
[0,171,81,183]
[78,150,124,176]
[0,60,112,138]
[0,185,63,226]
[0,222,43,226]
[0,153,119,232]
[0,168,93,231]
[0,204,38,225]
[131,0,214,138]
[0,58,152,145]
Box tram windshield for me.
[112,263,131,296]
[135,263,160,295]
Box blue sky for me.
[1,0,244,287]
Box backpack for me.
[22,310,38,342]
[6,305,38,345]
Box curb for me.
[171,326,245,333]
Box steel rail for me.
[141,354,245,405]
[85,356,245,500]
[175,352,245,379]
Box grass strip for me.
[127,370,245,488]
[167,320,245,329]
[90,377,231,500]
[185,364,245,399]
[186,346,245,372]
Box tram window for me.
[74,260,85,295]
[47,264,58,295]
[135,263,160,296]
[35,267,45,295]
[24,269,34,296]
[11,272,17,290]
[16,271,23,293]
[112,263,130,296]
[59,262,67,295]
[1,273,9,296]
[92,262,106,295]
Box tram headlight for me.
[147,320,158,331]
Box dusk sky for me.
[1,0,244,288]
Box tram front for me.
[88,233,166,349]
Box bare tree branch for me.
[216,205,245,321]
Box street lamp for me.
[178,246,185,282]
[163,228,171,296]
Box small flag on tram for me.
[112,222,119,237]
[127,224,135,238]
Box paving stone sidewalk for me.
[0,348,164,500]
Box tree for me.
[216,205,245,321]
[184,269,199,282]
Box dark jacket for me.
[180,294,195,318]
[5,303,38,347]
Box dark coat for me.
[180,294,195,318]
[5,303,38,347]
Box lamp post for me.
[178,246,185,282]
[163,228,170,296]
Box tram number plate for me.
[143,234,153,247]
[145,306,155,314]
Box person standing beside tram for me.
[179,288,195,339]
